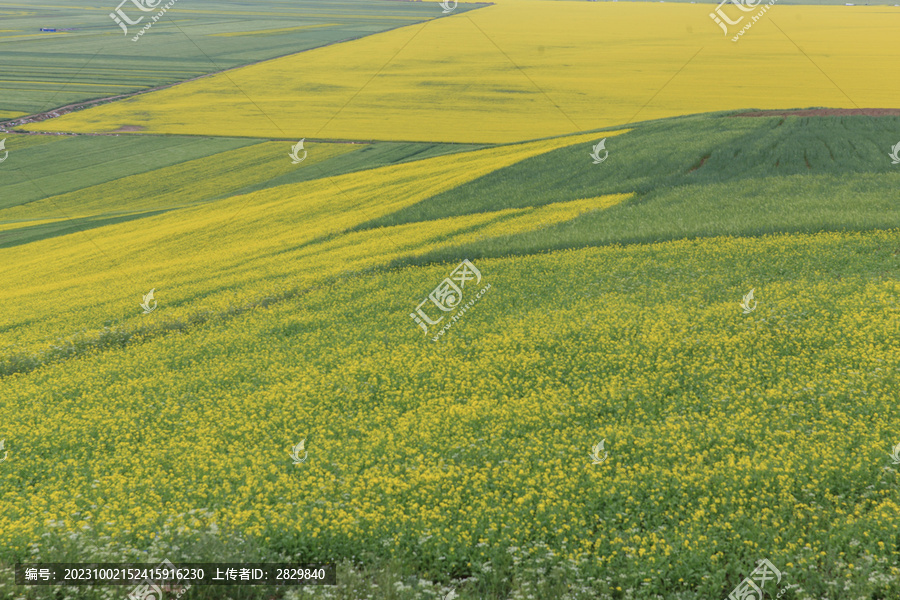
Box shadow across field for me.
[0,210,171,250]
[355,112,900,262]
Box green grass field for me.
[377,113,900,263]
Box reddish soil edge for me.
[732,108,900,117]
[688,154,710,173]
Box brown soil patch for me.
[732,108,900,117]
[112,125,146,132]
[688,154,710,173]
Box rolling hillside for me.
[1,112,899,599]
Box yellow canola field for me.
[0,217,64,232]
[27,2,900,143]
[3,229,898,596]
[0,131,620,355]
